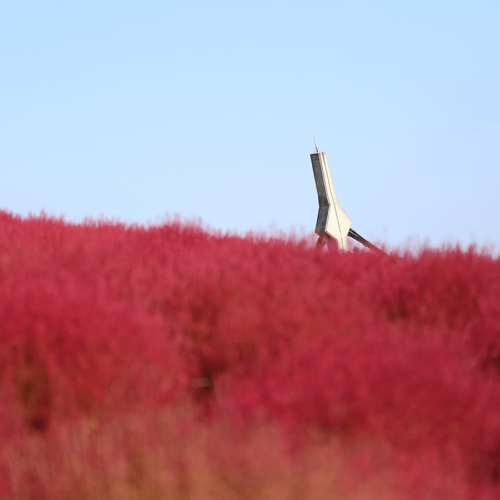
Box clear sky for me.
[1,1,499,250]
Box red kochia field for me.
[1,210,500,500]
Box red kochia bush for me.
[0,209,499,499]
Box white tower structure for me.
[310,143,385,254]
[310,148,352,251]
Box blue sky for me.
[1,1,499,249]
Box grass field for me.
[0,210,499,499]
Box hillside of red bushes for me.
[0,210,499,499]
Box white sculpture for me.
[311,142,384,254]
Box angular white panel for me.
[310,151,352,251]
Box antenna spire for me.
[314,137,319,153]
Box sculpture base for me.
[315,233,340,253]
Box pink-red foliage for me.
[0,210,499,499]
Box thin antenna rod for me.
[313,137,319,153]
